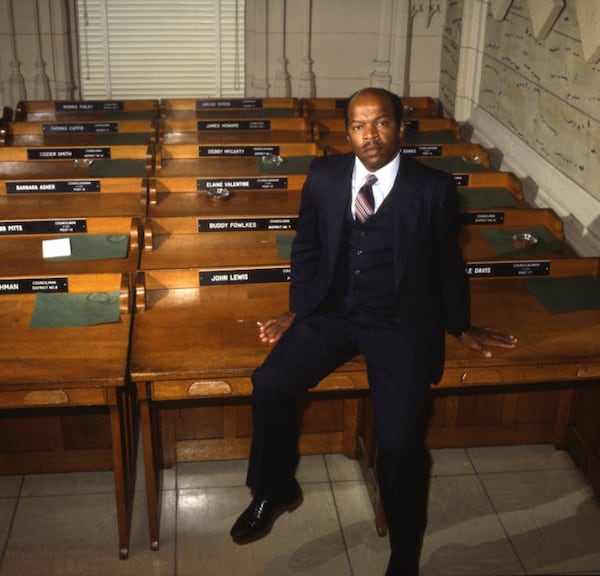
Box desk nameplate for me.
[198,145,279,157]
[197,177,288,191]
[461,212,505,225]
[6,180,101,194]
[199,266,291,286]
[454,174,470,186]
[197,217,297,232]
[399,145,441,157]
[465,260,550,277]
[0,219,87,235]
[55,101,124,112]
[27,147,111,160]
[196,99,263,109]
[42,123,119,134]
[0,277,69,294]
[198,120,271,131]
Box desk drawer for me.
[0,388,108,408]
[151,378,252,400]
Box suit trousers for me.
[248,310,433,575]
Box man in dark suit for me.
[230,87,516,575]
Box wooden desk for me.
[0,143,154,163]
[0,271,136,558]
[15,99,159,122]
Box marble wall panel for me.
[439,0,463,115]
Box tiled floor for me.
[1,444,599,576]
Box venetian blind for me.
[76,0,245,99]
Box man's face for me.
[346,90,404,171]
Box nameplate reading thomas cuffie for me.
[197,177,288,191]
[197,217,298,232]
[54,101,124,111]
[42,123,119,134]
[0,277,68,294]
[196,99,263,109]
[6,180,101,194]
[199,267,291,286]
[198,146,279,157]
[399,145,442,157]
[461,212,505,225]
[465,261,550,277]
[198,120,271,131]
[0,219,87,235]
[27,148,111,160]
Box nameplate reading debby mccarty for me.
[199,267,291,286]
[0,219,87,235]
[0,277,69,295]
[198,146,279,157]
[197,217,298,232]
[6,180,101,194]
[465,261,550,277]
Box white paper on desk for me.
[42,237,72,259]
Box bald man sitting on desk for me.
[230,87,517,576]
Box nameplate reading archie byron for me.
[197,217,298,232]
[0,277,69,294]
[0,219,87,235]
[465,261,550,277]
[196,99,263,109]
[197,177,288,191]
[199,267,291,285]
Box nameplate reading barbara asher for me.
[197,120,271,131]
[198,217,298,232]
[199,267,291,286]
[465,261,550,277]
[54,101,124,111]
[196,99,263,109]
[197,177,288,191]
[0,219,87,235]
[461,212,505,225]
[27,147,111,160]
[198,146,279,157]
[0,277,69,294]
[6,180,101,194]
[42,123,119,134]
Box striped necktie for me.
[355,173,377,223]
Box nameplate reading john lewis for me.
[399,145,442,157]
[27,147,111,160]
[196,99,263,109]
[454,174,470,186]
[197,217,298,232]
[54,101,124,112]
[200,267,291,285]
[198,146,279,157]
[197,120,271,131]
[465,261,550,277]
[42,123,119,134]
[461,212,505,225]
[0,219,87,235]
[6,180,101,194]
[0,277,69,294]
[197,177,288,191]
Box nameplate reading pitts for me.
[399,146,442,157]
[465,261,550,277]
[42,123,119,134]
[0,277,69,294]
[198,146,279,157]
[197,177,288,191]
[6,180,101,194]
[197,121,271,131]
[196,99,263,109]
[198,217,298,232]
[54,101,124,111]
[27,148,111,160]
[0,219,87,235]
[199,267,291,285]
[461,212,505,225]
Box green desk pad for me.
[458,188,518,209]
[30,290,121,328]
[480,226,562,257]
[49,234,129,261]
[99,111,156,121]
[523,276,600,314]
[96,133,152,145]
[258,155,315,174]
[238,108,296,118]
[423,157,487,173]
[276,234,295,259]
[88,159,149,177]
[404,131,456,144]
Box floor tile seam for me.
[473,465,581,477]
[0,488,22,574]
[328,477,356,576]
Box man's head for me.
[344,87,404,171]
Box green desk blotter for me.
[404,131,456,145]
[240,108,296,118]
[49,234,129,261]
[88,159,148,177]
[30,290,121,328]
[423,157,487,173]
[480,227,562,257]
[96,133,152,146]
[458,188,518,209]
[258,155,315,174]
[523,276,600,314]
[276,234,295,259]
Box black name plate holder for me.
[199,266,291,286]
[0,277,69,294]
[465,260,551,277]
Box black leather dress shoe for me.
[230,480,302,543]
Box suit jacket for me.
[289,152,471,383]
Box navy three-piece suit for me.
[247,151,471,574]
